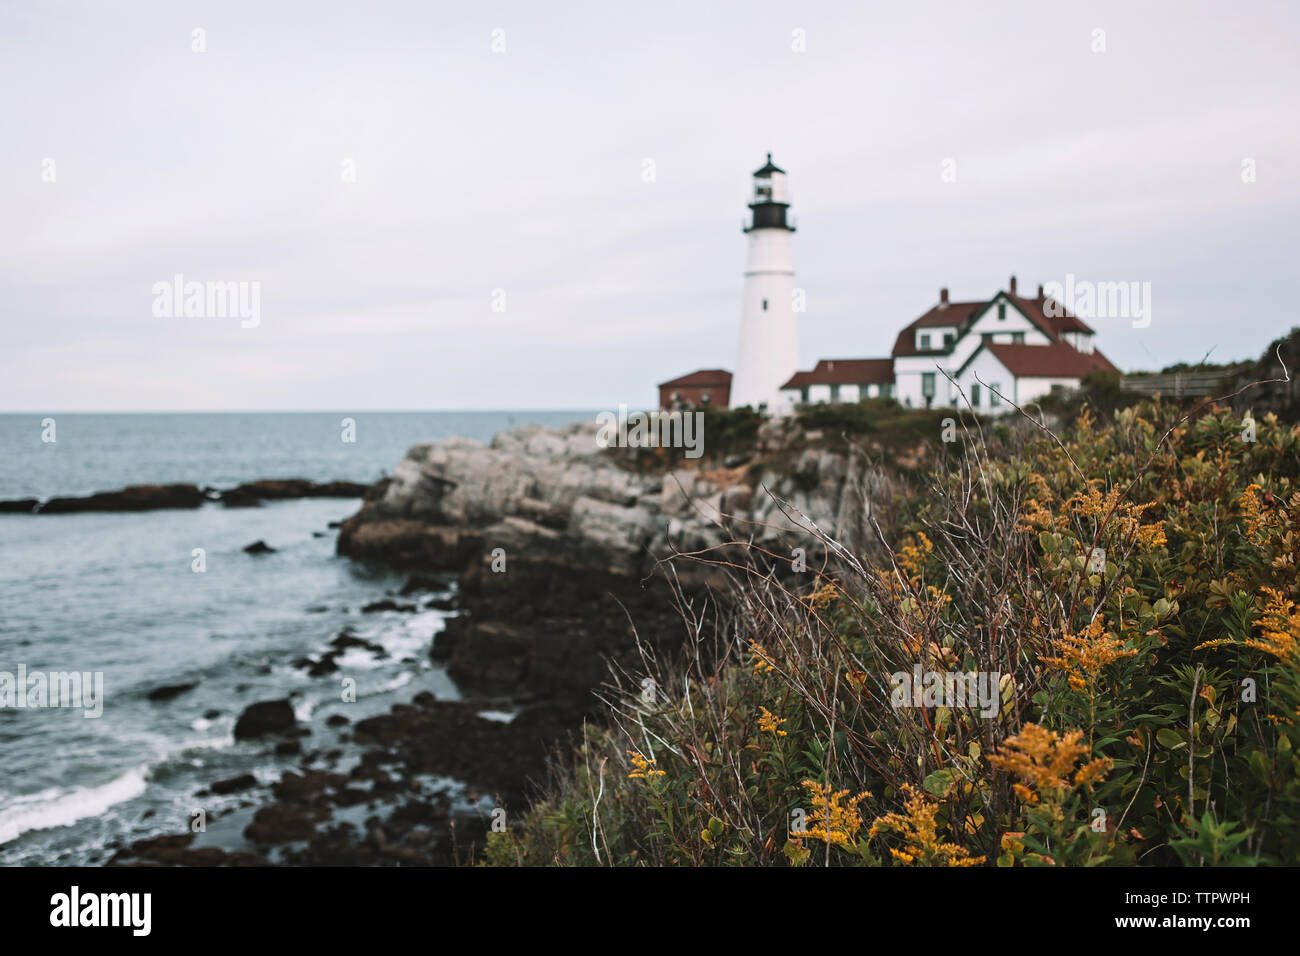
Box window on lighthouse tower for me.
[755,175,772,202]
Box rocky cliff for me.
[335,418,887,712]
[339,419,878,575]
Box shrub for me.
[490,399,1300,866]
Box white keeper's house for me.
[780,276,1118,415]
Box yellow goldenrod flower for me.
[1247,587,1300,667]
[1043,614,1137,692]
[757,706,788,736]
[799,780,872,848]
[1239,484,1264,540]
[868,784,984,867]
[626,750,666,780]
[989,723,1112,805]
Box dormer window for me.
[997,302,1007,320]
[943,333,954,348]
[919,333,931,350]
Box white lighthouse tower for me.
[730,153,800,415]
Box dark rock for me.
[399,574,450,595]
[210,773,258,795]
[275,740,302,757]
[106,833,266,867]
[243,539,276,554]
[425,597,456,611]
[38,484,206,514]
[203,709,222,720]
[243,802,331,844]
[233,699,297,739]
[336,518,483,570]
[220,479,372,508]
[0,499,39,514]
[272,769,345,803]
[361,599,416,613]
[325,714,350,727]
[146,682,198,702]
[329,631,386,655]
[306,653,340,677]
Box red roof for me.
[891,287,1095,358]
[658,368,732,388]
[1012,295,1094,336]
[780,358,893,390]
[891,301,985,357]
[983,342,1117,378]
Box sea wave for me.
[0,765,148,845]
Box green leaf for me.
[1156,728,1187,750]
[923,768,959,798]
[782,840,810,867]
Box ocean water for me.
[0,411,593,865]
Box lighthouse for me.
[730,154,800,415]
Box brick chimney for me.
[939,287,949,309]
[1009,275,1017,295]
[1037,283,1044,300]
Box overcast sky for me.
[2,0,1298,411]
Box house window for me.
[943,333,954,348]
[670,391,681,405]
[970,383,981,407]
[919,333,931,350]
[829,384,840,402]
[881,383,893,398]
[762,299,768,311]
[981,332,993,343]
[921,372,936,400]
[701,391,711,404]
[1011,332,1024,344]
[989,383,1002,406]
[997,303,1007,320]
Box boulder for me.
[147,682,198,702]
[233,699,298,739]
[210,773,258,795]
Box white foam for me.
[0,766,148,845]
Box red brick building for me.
[657,369,731,410]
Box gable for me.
[963,293,1058,343]
[891,300,985,357]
